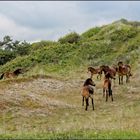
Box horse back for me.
[4,72,16,79]
[119,66,130,75]
[108,68,116,76]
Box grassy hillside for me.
[0,19,140,139]
[0,19,140,78]
[0,60,140,139]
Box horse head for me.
[118,61,123,67]
[87,66,94,73]
[100,65,110,74]
[84,78,96,86]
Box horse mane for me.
[88,66,95,71]
[84,78,93,86]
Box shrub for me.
[58,32,80,44]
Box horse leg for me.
[121,76,123,84]
[106,90,108,102]
[128,75,130,83]
[91,97,94,110]
[82,96,84,106]
[110,90,113,102]
[111,94,113,102]
[85,97,89,106]
[85,98,89,111]
[119,75,120,85]
[126,75,129,83]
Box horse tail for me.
[108,82,112,97]
[0,73,4,80]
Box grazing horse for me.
[81,78,96,111]
[100,65,116,82]
[88,66,102,79]
[100,65,116,76]
[117,61,132,84]
[103,72,114,102]
[0,68,24,80]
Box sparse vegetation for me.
[0,19,140,139]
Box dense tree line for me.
[0,36,31,65]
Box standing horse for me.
[100,65,116,84]
[100,65,116,77]
[81,78,96,111]
[117,61,132,84]
[0,68,24,80]
[88,66,102,79]
[103,72,114,102]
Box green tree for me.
[15,41,30,56]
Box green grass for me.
[0,130,139,139]
[0,19,140,75]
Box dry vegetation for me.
[0,62,140,139]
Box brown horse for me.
[0,68,24,80]
[103,72,114,102]
[100,65,116,76]
[88,66,102,79]
[117,61,132,84]
[100,65,116,82]
[81,78,96,111]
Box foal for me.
[103,72,114,102]
[81,78,96,111]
